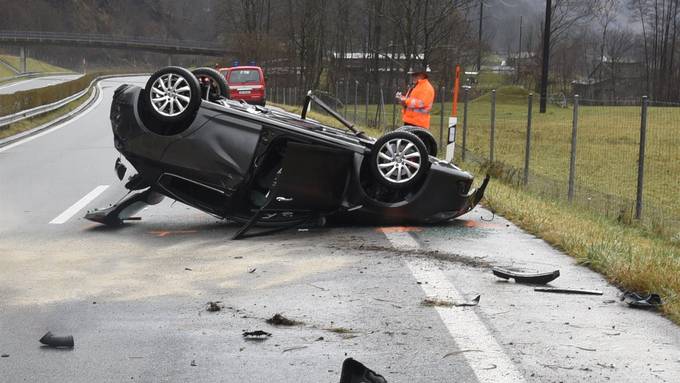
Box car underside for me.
[86,66,488,239]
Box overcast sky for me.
[483,0,639,52]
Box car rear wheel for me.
[369,131,430,189]
[397,125,438,156]
[192,67,230,100]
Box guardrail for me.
[0,73,148,127]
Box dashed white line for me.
[384,231,527,383]
[49,185,109,224]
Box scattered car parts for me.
[242,330,271,339]
[492,267,560,285]
[534,288,603,296]
[621,291,663,309]
[339,358,387,383]
[86,66,489,238]
[39,331,74,348]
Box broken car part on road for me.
[621,291,663,310]
[534,288,604,296]
[492,267,560,285]
[339,358,387,383]
[39,331,74,348]
[85,66,488,238]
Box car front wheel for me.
[369,131,430,189]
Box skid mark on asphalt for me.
[49,185,109,224]
[384,231,526,383]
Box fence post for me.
[354,81,358,123]
[524,93,533,186]
[635,96,649,220]
[462,87,469,162]
[490,90,496,162]
[335,81,340,110]
[283,87,286,105]
[568,94,580,202]
[365,83,370,126]
[392,87,397,130]
[439,86,445,156]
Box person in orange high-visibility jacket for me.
[396,64,435,129]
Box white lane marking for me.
[384,231,527,383]
[49,185,109,224]
[0,83,103,154]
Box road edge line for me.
[384,231,527,382]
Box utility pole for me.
[517,16,523,84]
[477,0,484,71]
[539,0,552,113]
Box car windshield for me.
[228,69,260,84]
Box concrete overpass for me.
[0,30,234,72]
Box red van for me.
[219,66,266,106]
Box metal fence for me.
[268,83,680,238]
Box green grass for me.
[0,87,93,140]
[0,54,70,74]
[480,169,680,324]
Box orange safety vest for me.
[401,78,435,129]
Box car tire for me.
[397,125,438,156]
[192,67,230,100]
[143,66,201,124]
[369,131,430,189]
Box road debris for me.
[442,349,482,359]
[534,288,603,296]
[206,301,223,312]
[422,295,480,307]
[1,354,8,358]
[339,358,387,383]
[243,330,272,339]
[266,313,303,326]
[492,267,560,285]
[248,268,257,273]
[621,291,663,310]
[39,331,74,348]
[282,346,308,353]
[184,267,192,271]
[190,360,197,366]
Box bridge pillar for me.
[19,46,28,73]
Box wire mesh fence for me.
[268,82,680,239]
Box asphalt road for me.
[1,77,679,382]
[0,73,82,95]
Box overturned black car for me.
[86,66,488,239]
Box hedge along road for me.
[0,76,679,382]
[0,73,83,94]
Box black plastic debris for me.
[534,288,603,296]
[621,291,663,310]
[1,354,8,358]
[266,313,303,326]
[492,267,560,285]
[339,358,387,383]
[39,332,74,348]
[242,330,271,339]
[206,301,222,312]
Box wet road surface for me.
[1,77,679,382]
